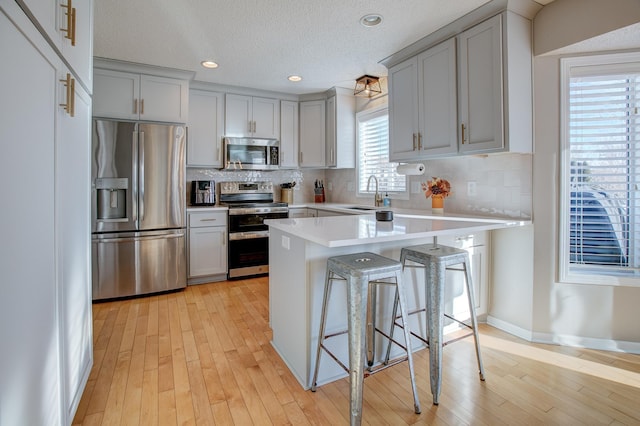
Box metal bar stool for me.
[386,242,485,405]
[311,252,421,425]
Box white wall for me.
[529,0,640,351]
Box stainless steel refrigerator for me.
[91,120,186,300]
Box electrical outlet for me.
[327,181,333,191]
[411,181,422,194]
[281,235,290,250]
[467,181,477,197]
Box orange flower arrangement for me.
[421,177,451,199]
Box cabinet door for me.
[252,96,280,138]
[458,14,504,154]
[280,100,299,168]
[187,90,224,167]
[225,94,252,136]
[418,38,458,157]
[16,0,59,47]
[1,4,61,423]
[288,208,307,218]
[438,233,488,317]
[333,92,356,169]
[140,74,189,123]
[388,57,420,162]
[60,0,93,89]
[189,227,227,277]
[325,96,336,167]
[56,66,93,422]
[299,100,326,167]
[93,69,140,120]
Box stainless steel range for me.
[220,181,289,279]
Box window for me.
[560,52,640,286]
[356,106,406,198]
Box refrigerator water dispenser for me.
[96,177,128,220]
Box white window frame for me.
[356,105,408,200]
[559,51,640,287]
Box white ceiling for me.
[93,0,553,95]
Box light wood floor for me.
[73,277,640,425]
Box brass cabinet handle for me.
[70,76,75,117]
[412,133,417,150]
[70,6,76,46]
[59,73,75,117]
[133,99,138,114]
[141,99,144,115]
[299,151,303,164]
[461,123,467,144]
[418,133,422,150]
[60,0,73,42]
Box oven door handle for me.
[228,230,269,241]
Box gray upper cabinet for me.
[457,14,504,154]
[93,68,189,123]
[388,11,532,159]
[187,90,224,167]
[225,94,280,139]
[299,100,326,168]
[325,90,356,169]
[280,100,299,168]
[389,57,420,161]
[389,38,458,162]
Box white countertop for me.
[266,213,530,248]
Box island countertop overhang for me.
[266,214,530,248]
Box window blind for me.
[357,109,406,194]
[567,72,640,274]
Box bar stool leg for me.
[427,260,445,405]
[462,260,485,381]
[366,281,377,369]
[346,275,369,425]
[383,290,400,364]
[395,271,421,414]
[311,268,334,392]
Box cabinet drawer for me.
[188,211,227,228]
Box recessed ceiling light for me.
[288,75,302,82]
[360,14,383,27]
[201,60,219,69]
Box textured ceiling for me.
[93,0,553,95]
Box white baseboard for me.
[487,315,640,355]
[486,316,534,341]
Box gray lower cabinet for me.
[188,210,228,284]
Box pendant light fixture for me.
[354,75,382,98]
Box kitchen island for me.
[266,212,529,389]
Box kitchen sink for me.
[344,206,376,211]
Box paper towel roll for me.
[396,163,425,175]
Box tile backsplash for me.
[187,153,532,220]
[326,153,532,219]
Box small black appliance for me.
[190,180,216,206]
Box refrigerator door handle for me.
[94,232,185,244]
[132,129,139,224]
[139,131,145,222]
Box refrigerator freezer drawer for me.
[92,230,186,300]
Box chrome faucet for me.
[366,175,383,207]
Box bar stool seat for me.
[311,252,421,425]
[387,243,485,405]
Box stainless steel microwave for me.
[222,137,279,170]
